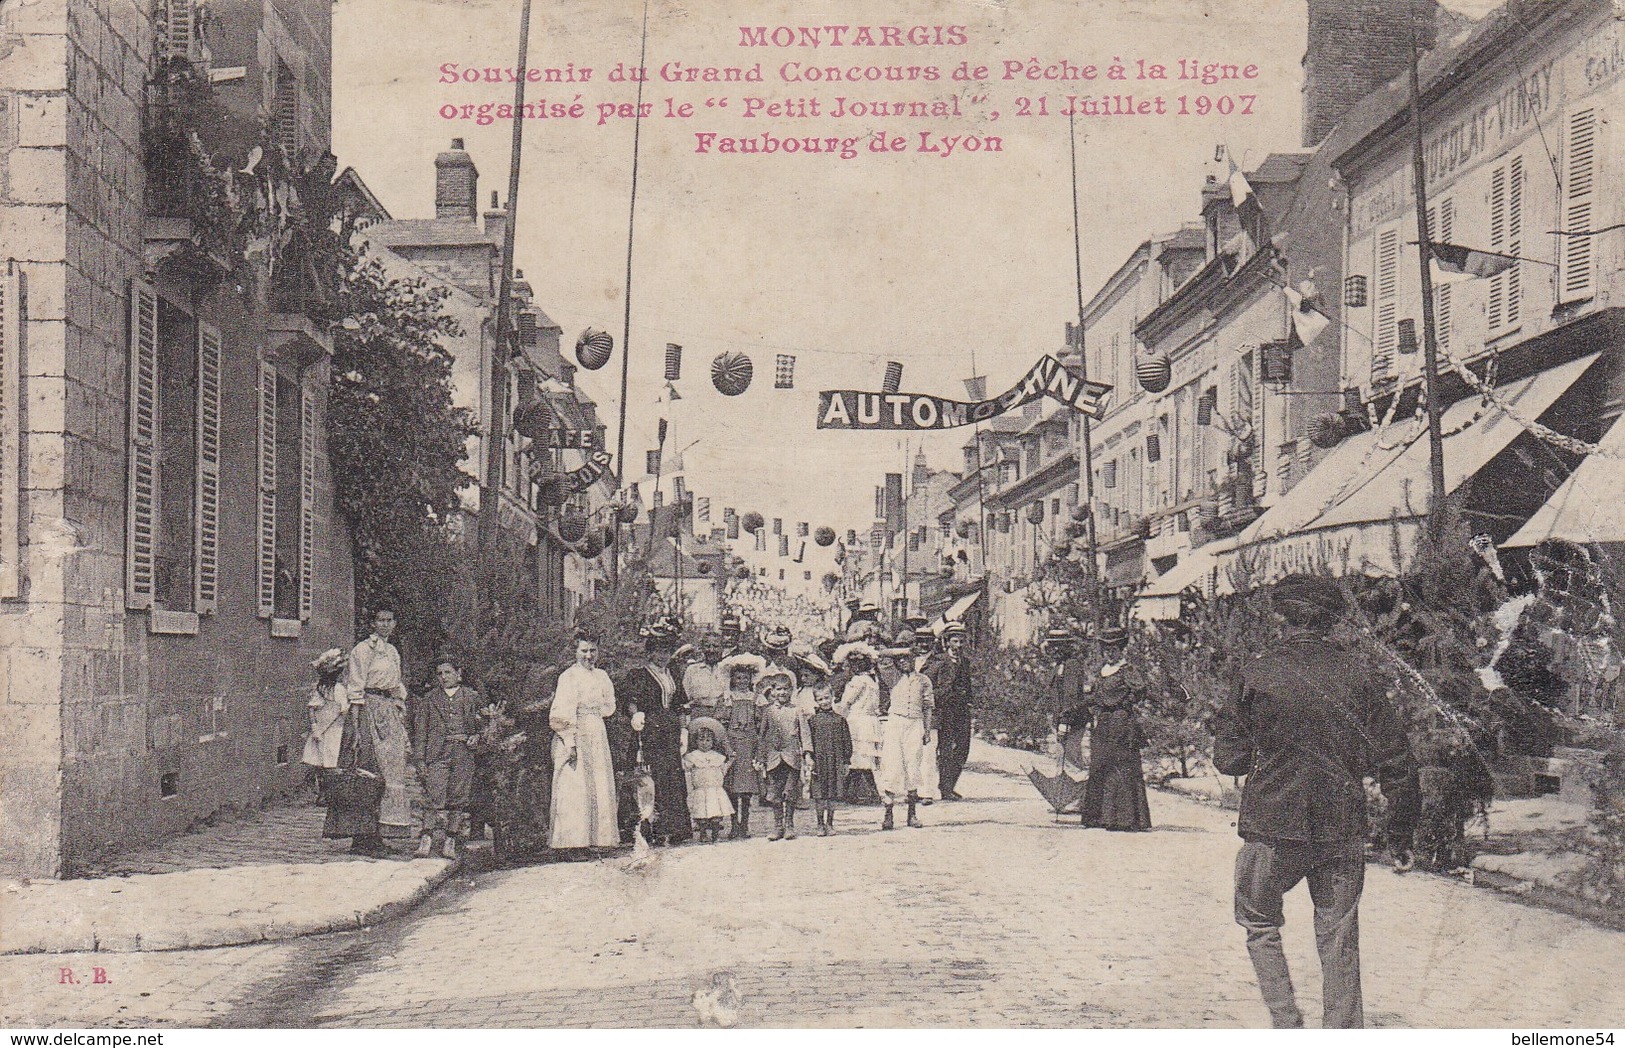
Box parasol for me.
[1027,742,1087,815]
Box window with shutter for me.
[194,323,222,613]
[1559,108,1597,303]
[1372,226,1399,384]
[126,282,160,610]
[300,380,316,621]
[1432,199,1454,352]
[1488,155,1523,335]
[275,63,300,155]
[159,0,196,61]
[1,265,20,600]
[257,362,278,618]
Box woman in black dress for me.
[615,619,693,845]
[1072,627,1153,832]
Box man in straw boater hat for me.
[1215,573,1419,1029]
[927,621,975,800]
[876,630,935,829]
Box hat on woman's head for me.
[763,626,793,651]
[756,669,795,692]
[311,648,348,675]
[942,621,968,638]
[1095,624,1128,648]
[718,652,767,681]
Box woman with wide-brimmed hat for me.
[876,632,935,830]
[312,647,389,857]
[615,616,693,845]
[1074,625,1152,832]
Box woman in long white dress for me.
[549,636,621,851]
[834,643,883,803]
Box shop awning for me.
[1230,353,1599,585]
[928,589,983,633]
[1313,352,1599,532]
[1504,412,1625,547]
[1140,539,1236,598]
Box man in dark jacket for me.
[927,622,975,800]
[1214,574,1418,1030]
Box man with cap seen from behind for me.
[1214,573,1419,1029]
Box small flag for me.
[775,354,796,389]
[772,518,782,535]
[882,361,904,394]
[727,518,740,540]
[667,452,684,474]
[1228,159,1254,208]
[653,490,665,510]
[1283,286,1331,345]
[698,497,711,523]
[674,476,687,502]
[756,530,766,552]
[794,541,806,563]
[781,534,792,557]
[646,449,661,475]
[664,343,683,381]
[1431,242,1517,280]
[796,521,809,537]
[963,376,988,401]
[657,418,668,445]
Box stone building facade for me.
[0,0,353,877]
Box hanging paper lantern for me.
[1136,352,1172,394]
[1027,502,1046,525]
[1308,412,1347,449]
[956,520,974,539]
[513,399,554,439]
[882,361,904,394]
[775,354,796,389]
[557,512,589,545]
[1397,318,1419,355]
[575,328,614,370]
[1145,433,1162,463]
[712,351,753,396]
[813,526,836,547]
[736,566,752,580]
[617,502,640,524]
[577,532,605,559]
[821,572,839,592]
[846,529,858,546]
[664,342,683,381]
[741,511,764,533]
[598,524,618,547]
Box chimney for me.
[483,190,506,242]
[1301,0,1444,147]
[434,138,479,221]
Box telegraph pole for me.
[1407,11,1449,542]
[610,0,652,590]
[1069,113,1103,636]
[479,0,532,597]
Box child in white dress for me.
[683,727,733,844]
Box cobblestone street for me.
[6,748,1623,1029]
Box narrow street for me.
[7,749,1621,1029]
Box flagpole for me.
[1069,112,1103,636]
[611,0,652,591]
[479,0,531,595]
[1408,12,1448,542]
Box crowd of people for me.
[298,601,991,859]
[298,574,1425,1028]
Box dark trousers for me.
[937,709,972,795]
[1233,838,1366,1029]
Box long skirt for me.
[371,697,413,836]
[877,715,929,802]
[1080,710,1152,830]
[322,706,382,840]
[548,714,620,848]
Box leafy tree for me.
[327,252,478,669]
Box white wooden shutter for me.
[299,378,316,621]
[1431,200,1454,352]
[159,0,196,60]
[193,322,222,613]
[1372,227,1399,384]
[1559,108,1597,303]
[126,281,160,610]
[1488,156,1523,334]
[257,362,277,618]
[0,264,21,600]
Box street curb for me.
[0,852,472,956]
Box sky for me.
[331,0,1489,540]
